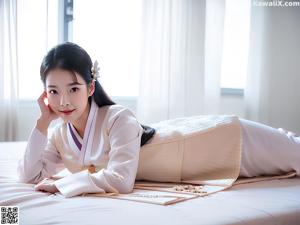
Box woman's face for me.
[45,68,94,123]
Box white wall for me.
[255,6,300,133]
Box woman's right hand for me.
[36,91,58,135]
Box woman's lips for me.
[59,109,75,115]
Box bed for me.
[1,141,300,225]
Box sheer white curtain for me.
[204,0,225,114]
[244,4,269,124]
[137,0,225,124]
[0,0,57,141]
[0,0,19,141]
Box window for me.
[18,0,59,100]
[17,0,249,99]
[17,0,141,99]
[220,0,251,90]
[72,0,142,97]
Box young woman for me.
[17,42,300,198]
[17,42,154,197]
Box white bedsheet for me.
[1,142,300,225]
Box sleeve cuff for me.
[54,170,105,198]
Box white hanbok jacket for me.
[18,99,144,197]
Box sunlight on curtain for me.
[0,0,58,141]
[137,0,253,124]
[204,0,226,114]
[72,0,142,97]
[18,0,59,99]
[220,0,251,89]
[0,0,19,141]
[137,0,206,123]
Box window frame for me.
[59,0,73,43]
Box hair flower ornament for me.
[91,60,100,80]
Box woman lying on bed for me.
[17,42,300,198]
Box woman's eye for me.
[70,87,79,93]
[49,90,57,94]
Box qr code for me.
[1,206,19,225]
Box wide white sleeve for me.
[17,128,65,184]
[54,108,143,198]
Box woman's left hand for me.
[34,178,59,194]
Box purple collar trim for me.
[68,123,82,151]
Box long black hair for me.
[40,42,155,146]
[40,42,115,107]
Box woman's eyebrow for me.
[68,82,84,86]
[47,82,84,88]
